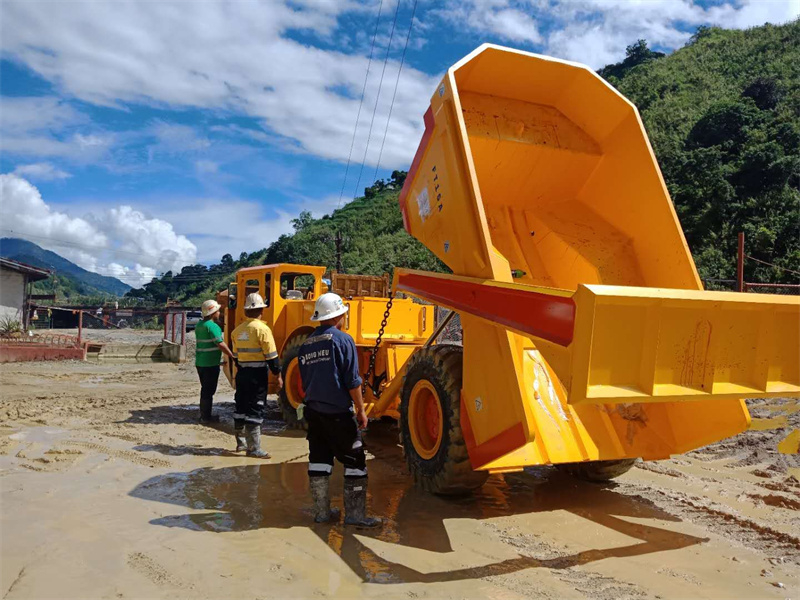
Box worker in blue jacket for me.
[298,292,381,528]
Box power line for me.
[745,254,800,277]
[336,0,385,211]
[352,0,402,202]
[373,0,419,183]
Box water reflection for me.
[130,424,706,584]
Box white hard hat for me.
[201,299,221,318]
[244,292,267,310]
[311,292,348,322]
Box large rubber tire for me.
[400,345,489,495]
[278,333,309,430]
[557,459,637,482]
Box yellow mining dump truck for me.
[220,265,434,425]
[223,44,799,495]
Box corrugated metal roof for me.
[0,257,51,281]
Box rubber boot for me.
[234,420,247,453]
[245,423,270,459]
[343,477,381,528]
[309,476,341,523]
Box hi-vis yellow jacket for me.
[231,318,278,367]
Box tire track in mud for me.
[487,523,650,600]
[0,389,193,424]
[621,484,800,562]
[64,441,172,469]
[127,552,194,590]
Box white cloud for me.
[12,163,72,181]
[0,174,197,286]
[1,1,437,169]
[433,0,800,68]
[0,96,113,161]
[122,192,341,265]
[434,2,543,44]
[195,160,219,174]
[0,96,84,135]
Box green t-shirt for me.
[195,319,223,367]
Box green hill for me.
[0,237,131,300]
[129,20,799,305]
[601,22,799,284]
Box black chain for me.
[362,293,394,396]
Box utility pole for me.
[736,232,745,292]
[335,229,344,274]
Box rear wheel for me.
[556,459,637,482]
[279,334,308,429]
[400,345,488,495]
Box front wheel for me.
[400,345,488,495]
[278,334,309,429]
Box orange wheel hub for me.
[285,358,305,409]
[408,380,443,459]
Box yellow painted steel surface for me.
[224,264,431,397]
[399,44,800,470]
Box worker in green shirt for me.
[195,299,235,424]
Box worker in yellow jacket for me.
[230,292,283,457]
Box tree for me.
[598,39,665,82]
[291,211,313,232]
[742,77,782,110]
[390,170,407,188]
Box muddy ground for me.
[1,342,798,599]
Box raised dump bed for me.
[397,44,800,473]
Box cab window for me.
[280,273,316,300]
[228,283,238,309]
[245,278,260,297]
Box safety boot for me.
[234,420,247,453]
[343,477,381,528]
[245,423,270,459]
[309,476,341,523]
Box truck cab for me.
[221,263,434,410]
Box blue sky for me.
[1,0,798,287]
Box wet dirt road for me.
[1,358,798,599]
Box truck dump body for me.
[397,45,800,471]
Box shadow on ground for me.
[120,400,307,441]
[129,423,707,584]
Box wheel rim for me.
[408,380,443,460]
[285,358,305,409]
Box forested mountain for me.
[0,238,131,299]
[129,20,799,306]
[603,23,799,284]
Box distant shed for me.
[0,257,51,329]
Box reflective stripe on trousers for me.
[308,462,333,475]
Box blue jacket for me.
[298,325,362,414]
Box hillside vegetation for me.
[603,22,799,283]
[0,238,131,303]
[129,20,799,306]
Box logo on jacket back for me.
[300,333,334,367]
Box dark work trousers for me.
[305,406,367,478]
[234,366,269,425]
[196,365,220,419]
